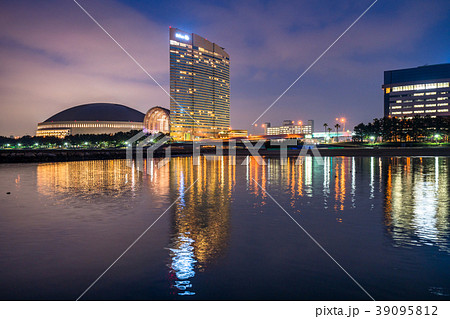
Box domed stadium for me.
[36,103,145,138]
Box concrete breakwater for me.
[0,146,449,163]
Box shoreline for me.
[0,146,449,163]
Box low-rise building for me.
[266,120,314,135]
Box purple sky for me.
[1,0,449,136]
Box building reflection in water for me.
[36,157,234,296]
[35,156,449,295]
[247,156,449,248]
[248,156,347,214]
[37,160,141,201]
[36,159,172,206]
[167,156,235,296]
[383,157,449,251]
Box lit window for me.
[391,82,448,92]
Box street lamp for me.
[340,118,346,132]
[434,134,441,143]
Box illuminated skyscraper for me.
[169,27,230,140]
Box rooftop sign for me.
[175,33,189,41]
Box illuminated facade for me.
[218,129,248,139]
[36,103,144,138]
[169,27,230,140]
[266,120,314,135]
[383,64,450,118]
[143,106,170,134]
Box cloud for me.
[0,0,169,135]
[184,0,450,128]
[0,0,449,135]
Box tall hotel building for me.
[169,27,230,140]
[382,63,450,118]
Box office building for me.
[266,120,314,135]
[169,27,230,140]
[382,64,450,118]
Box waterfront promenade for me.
[1,146,449,163]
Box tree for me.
[353,123,365,142]
[323,123,328,142]
[353,115,450,143]
[334,123,341,142]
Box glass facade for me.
[169,28,230,140]
[143,106,170,134]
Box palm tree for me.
[323,123,328,142]
[334,123,341,142]
[327,127,332,142]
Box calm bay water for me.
[0,156,449,300]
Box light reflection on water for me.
[383,157,449,251]
[0,156,449,300]
[166,157,234,296]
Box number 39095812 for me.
[375,306,437,316]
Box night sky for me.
[1,0,449,136]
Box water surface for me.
[0,156,449,300]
